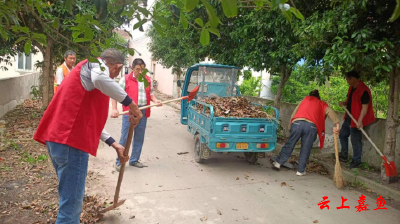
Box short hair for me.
[100,48,125,64]
[132,58,146,68]
[345,70,360,79]
[309,89,321,100]
[64,50,76,58]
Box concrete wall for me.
[244,96,400,172]
[0,72,40,118]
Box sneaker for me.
[115,164,121,172]
[348,161,361,169]
[130,162,147,168]
[339,154,349,163]
[296,171,306,176]
[272,161,281,170]
[332,153,348,162]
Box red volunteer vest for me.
[291,96,329,149]
[344,81,375,128]
[33,59,110,156]
[122,72,151,118]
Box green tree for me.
[239,76,261,97]
[295,0,400,181]
[147,2,207,96]
[0,0,152,107]
[0,0,303,108]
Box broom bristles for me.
[334,133,344,189]
[334,159,344,188]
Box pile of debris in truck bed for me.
[195,97,275,119]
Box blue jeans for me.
[277,120,318,172]
[116,108,148,166]
[46,141,89,224]
[339,118,363,163]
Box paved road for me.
[87,104,400,224]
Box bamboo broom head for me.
[334,133,344,189]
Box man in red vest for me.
[272,90,340,176]
[338,70,375,168]
[33,49,143,224]
[111,58,162,170]
[54,50,76,94]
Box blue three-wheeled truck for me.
[180,63,280,164]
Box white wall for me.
[127,35,175,96]
[0,51,43,80]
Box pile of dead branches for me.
[196,97,275,119]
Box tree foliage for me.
[239,76,261,97]
[147,3,207,76]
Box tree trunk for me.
[176,69,181,97]
[42,38,53,108]
[381,67,400,182]
[274,64,291,109]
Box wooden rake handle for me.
[119,96,187,116]
[113,123,135,205]
[342,107,389,164]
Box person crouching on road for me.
[272,90,340,176]
[111,58,162,171]
[33,49,143,224]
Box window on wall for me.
[17,53,33,71]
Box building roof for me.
[113,29,131,40]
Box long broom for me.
[333,133,344,189]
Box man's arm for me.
[357,91,370,128]
[85,61,142,126]
[100,128,115,145]
[101,129,129,163]
[288,103,301,129]
[357,104,368,128]
[149,78,162,106]
[290,103,301,121]
[110,78,126,118]
[325,106,340,133]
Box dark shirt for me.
[346,87,370,121]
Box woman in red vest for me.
[338,70,375,168]
[33,49,143,224]
[272,90,340,176]
[111,58,162,170]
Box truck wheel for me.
[194,135,204,163]
[244,152,258,164]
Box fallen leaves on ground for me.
[196,97,275,118]
[281,182,287,187]
[313,220,319,223]
[0,100,106,224]
[287,155,329,175]
[200,215,207,221]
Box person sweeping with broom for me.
[272,90,340,176]
[338,70,375,169]
[33,49,143,224]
